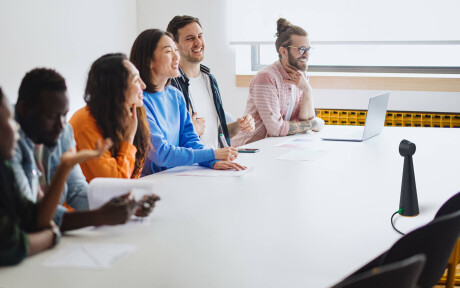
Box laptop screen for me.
[362,92,390,140]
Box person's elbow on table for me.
[311,117,325,132]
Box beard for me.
[39,130,61,148]
[182,48,204,64]
[288,50,307,71]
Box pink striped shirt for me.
[232,61,305,147]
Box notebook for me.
[321,92,390,142]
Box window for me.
[230,0,460,74]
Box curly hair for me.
[16,68,66,117]
[130,29,174,93]
[275,18,308,60]
[166,15,202,42]
[84,53,151,178]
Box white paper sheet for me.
[172,165,254,177]
[43,243,136,269]
[88,178,156,210]
[275,138,318,148]
[277,150,327,161]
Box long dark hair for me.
[84,53,151,177]
[130,29,174,93]
[275,18,308,60]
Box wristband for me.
[51,225,61,247]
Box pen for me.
[219,133,230,148]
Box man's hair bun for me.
[276,18,291,37]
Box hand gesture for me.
[284,65,311,93]
[214,147,238,161]
[192,112,206,136]
[237,114,255,133]
[213,161,247,171]
[97,192,137,226]
[60,138,112,169]
[124,104,138,144]
[134,194,161,217]
[311,117,325,132]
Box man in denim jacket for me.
[13,123,89,227]
[11,68,141,231]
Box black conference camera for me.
[399,139,416,157]
[399,139,419,217]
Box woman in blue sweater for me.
[130,29,246,175]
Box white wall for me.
[0,0,137,116]
[1,0,458,118]
[136,0,460,116]
[136,0,249,118]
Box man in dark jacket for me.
[167,15,255,148]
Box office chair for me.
[435,191,460,218]
[435,191,460,288]
[347,210,460,288]
[331,254,425,288]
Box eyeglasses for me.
[286,46,313,56]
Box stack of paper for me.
[87,178,155,210]
[174,165,254,177]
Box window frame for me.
[248,40,460,74]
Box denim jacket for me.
[11,123,89,226]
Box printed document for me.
[164,164,254,177]
[275,138,318,148]
[277,150,327,161]
[88,178,155,210]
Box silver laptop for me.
[321,92,390,142]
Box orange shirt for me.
[69,106,140,182]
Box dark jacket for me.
[171,65,230,147]
[0,160,39,266]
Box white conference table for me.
[1,125,460,288]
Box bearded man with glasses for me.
[232,18,324,147]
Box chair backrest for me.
[435,191,460,219]
[331,254,426,288]
[383,210,460,288]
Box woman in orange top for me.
[70,53,151,182]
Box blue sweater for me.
[142,86,217,175]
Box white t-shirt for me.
[188,72,219,149]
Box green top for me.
[0,160,39,266]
